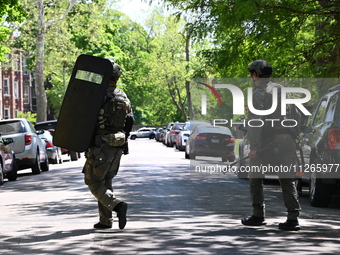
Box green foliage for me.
[162,0,340,98]
[17,111,37,123]
[0,0,27,60]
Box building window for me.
[4,78,10,96]
[24,86,30,104]
[4,109,10,119]
[14,56,20,71]
[14,81,19,98]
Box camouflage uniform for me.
[247,79,301,221]
[82,86,131,227]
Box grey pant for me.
[248,134,301,220]
[83,143,124,226]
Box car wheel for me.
[70,151,78,161]
[185,150,190,159]
[6,159,18,181]
[31,152,41,174]
[41,152,49,172]
[130,135,136,140]
[309,171,332,207]
[58,149,63,164]
[50,153,58,164]
[149,134,155,139]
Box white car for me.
[0,118,49,174]
[129,127,156,140]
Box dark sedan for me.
[185,125,235,162]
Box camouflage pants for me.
[248,133,301,220]
[83,143,124,226]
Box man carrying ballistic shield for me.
[82,60,132,230]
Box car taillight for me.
[45,141,53,148]
[328,128,340,150]
[195,136,207,140]
[25,133,32,145]
[224,137,236,143]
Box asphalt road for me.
[1,139,340,255]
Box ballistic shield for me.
[53,54,113,152]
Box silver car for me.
[38,130,63,164]
[0,118,49,174]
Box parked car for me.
[163,122,174,145]
[159,127,167,143]
[185,125,236,162]
[167,122,185,147]
[299,84,340,207]
[0,118,49,174]
[129,127,156,140]
[176,120,211,151]
[35,120,79,161]
[0,137,17,185]
[154,128,164,142]
[38,130,63,164]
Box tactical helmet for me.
[111,61,122,80]
[247,59,272,77]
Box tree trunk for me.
[35,0,48,122]
[185,29,194,120]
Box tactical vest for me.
[98,87,131,134]
[263,82,301,139]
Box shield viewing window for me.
[75,70,103,84]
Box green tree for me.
[13,0,79,122]
[159,0,340,97]
[0,0,26,60]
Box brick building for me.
[1,50,37,119]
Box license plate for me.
[211,138,219,143]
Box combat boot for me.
[94,222,112,229]
[278,219,301,231]
[241,215,266,226]
[114,202,128,229]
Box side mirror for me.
[3,138,14,145]
[36,129,45,135]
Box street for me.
[1,139,340,255]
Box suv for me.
[35,120,79,161]
[129,127,156,140]
[299,84,340,207]
[0,118,49,174]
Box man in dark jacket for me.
[241,60,301,231]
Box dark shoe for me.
[241,216,266,226]
[114,202,128,229]
[278,219,301,231]
[94,222,112,229]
